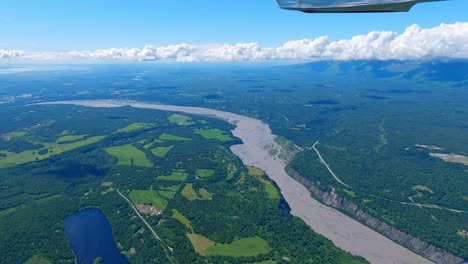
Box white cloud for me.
[0,49,24,59]
[2,22,467,62]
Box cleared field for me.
[104,144,153,167]
[206,237,271,257]
[129,188,168,209]
[168,114,192,125]
[374,119,388,152]
[181,183,198,201]
[196,169,215,178]
[156,171,188,181]
[143,139,163,149]
[45,136,105,156]
[0,149,41,168]
[101,181,113,187]
[236,172,246,185]
[158,190,176,199]
[187,234,215,255]
[227,163,236,180]
[199,188,213,200]
[159,185,180,191]
[194,128,233,141]
[115,122,154,133]
[151,145,174,157]
[1,131,28,140]
[341,188,356,198]
[187,234,270,257]
[247,166,264,176]
[56,134,88,143]
[259,180,279,199]
[25,255,52,264]
[181,184,213,201]
[247,166,280,199]
[0,135,105,168]
[0,204,28,216]
[172,209,193,231]
[159,133,191,141]
[457,230,467,238]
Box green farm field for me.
[0,136,105,168]
[151,145,174,157]
[115,123,154,133]
[156,171,188,181]
[104,144,153,167]
[172,209,193,231]
[196,169,215,178]
[159,133,191,141]
[194,128,233,141]
[187,234,271,257]
[129,188,168,209]
[168,114,192,125]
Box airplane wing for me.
[275,0,444,13]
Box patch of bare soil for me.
[136,204,162,216]
[430,153,468,165]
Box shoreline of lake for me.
[64,208,128,264]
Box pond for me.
[64,208,128,264]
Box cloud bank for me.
[0,50,24,59]
[2,22,467,62]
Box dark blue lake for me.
[64,208,128,264]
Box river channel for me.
[42,100,431,264]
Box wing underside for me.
[275,0,443,13]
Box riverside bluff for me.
[287,168,464,264]
[38,100,460,264]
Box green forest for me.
[0,103,365,263]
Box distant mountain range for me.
[282,59,468,87]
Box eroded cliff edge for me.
[286,168,466,264]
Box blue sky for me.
[1,0,466,51]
